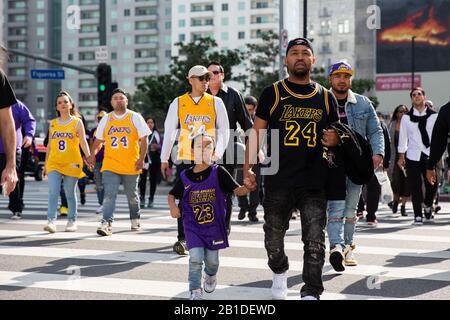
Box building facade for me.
[3,0,62,135]
[60,0,172,122]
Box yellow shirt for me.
[46,117,84,178]
[101,112,141,175]
[177,93,216,161]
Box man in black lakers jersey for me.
[243,38,340,300]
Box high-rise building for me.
[3,0,62,135]
[302,0,375,80]
[171,0,301,89]
[61,0,172,121]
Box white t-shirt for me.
[95,110,151,140]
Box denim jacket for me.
[332,89,384,157]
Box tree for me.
[245,30,280,99]
[132,37,245,117]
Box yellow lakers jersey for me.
[46,117,84,178]
[177,93,216,161]
[101,112,141,175]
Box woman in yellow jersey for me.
[43,91,92,233]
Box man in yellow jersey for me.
[161,65,230,255]
[88,88,151,236]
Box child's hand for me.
[170,207,181,219]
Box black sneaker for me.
[80,193,86,205]
[147,199,154,208]
[401,205,407,216]
[248,213,259,223]
[392,201,399,214]
[238,209,246,220]
[329,246,345,272]
[424,206,433,219]
[173,240,188,255]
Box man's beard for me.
[289,68,310,79]
[333,88,348,95]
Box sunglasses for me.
[398,110,407,114]
[412,92,423,97]
[211,70,222,75]
[194,75,211,82]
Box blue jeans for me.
[94,162,104,205]
[102,171,140,223]
[188,247,219,291]
[327,178,362,249]
[47,171,78,221]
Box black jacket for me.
[207,84,253,131]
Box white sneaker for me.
[203,274,217,293]
[11,212,22,220]
[65,220,77,232]
[97,221,112,236]
[301,295,318,300]
[190,288,203,300]
[44,220,57,233]
[344,244,357,266]
[131,219,141,231]
[96,205,103,214]
[271,271,288,300]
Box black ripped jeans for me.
[263,187,327,298]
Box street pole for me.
[411,36,416,90]
[279,0,284,79]
[99,0,106,46]
[303,0,308,38]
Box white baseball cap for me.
[187,65,213,79]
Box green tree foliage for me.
[132,37,244,118]
[245,30,280,99]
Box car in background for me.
[23,137,46,181]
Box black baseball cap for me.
[111,88,127,97]
[286,37,314,54]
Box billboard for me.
[376,0,450,73]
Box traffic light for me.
[96,63,112,111]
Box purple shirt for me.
[180,164,229,250]
[0,100,36,154]
[89,127,104,162]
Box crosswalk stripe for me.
[1,230,449,260]
[2,189,449,300]
[0,271,409,300]
[1,245,449,282]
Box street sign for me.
[30,69,65,80]
[95,46,108,62]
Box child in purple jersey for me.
[168,134,250,300]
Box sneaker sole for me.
[44,227,56,233]
[344,260,358,266]
[173,243,188,255]
[329,251,345,272]
[97,229,112,236]
[204,286,216,294]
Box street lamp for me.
[411,36,416,90]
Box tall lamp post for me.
[411,36,416,90]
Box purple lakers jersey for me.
[180,164,229,250]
